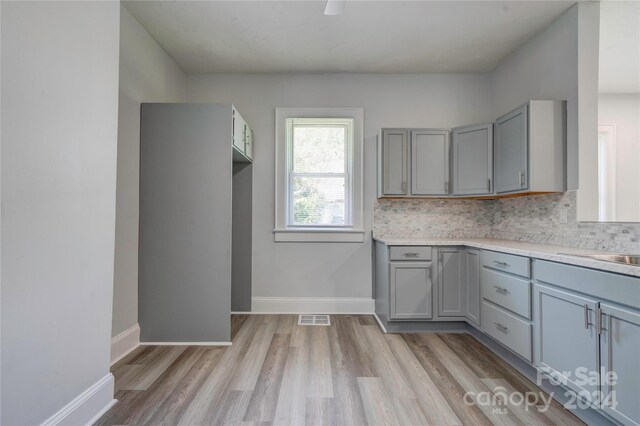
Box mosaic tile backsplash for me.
[373,191,640,253]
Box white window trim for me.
[275,108,365,243]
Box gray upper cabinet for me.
[379,129,409,196]
[495,100,566,195]
[465,249,481,325]
[390,261,433,320]
[411,129,449,195]
[232,106,253,162]
[534,284,600,403]
[495,105,528,194]
[438,248,466,317]
[599,303,640,426]
[452,123,493,196]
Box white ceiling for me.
[124,1,576,74]
[599,1,640,94]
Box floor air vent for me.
[298,314,330,326]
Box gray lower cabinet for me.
[411,129,449,195]
[452,123,493,195]
[438,248,466,317]
[534,284,600,404]
[599,303,640,426]
[390,261,433,320]
[465,249,481,325]
[379,129,408,196]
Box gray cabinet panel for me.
[534,284,600,403]
[382,129,408,195]
[482,301,532,361]
[600,303,640,426]
[390,261,433,320]
[495,105,528,194]
[389,246,431,261]
[466,249,481,325]
[452,123,493,195]
[438,248,466,317]
[481,268,531,319]
[481,250,531,278]
[411,130,449,195]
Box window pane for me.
[292,126,345,173]
[291,176,346,225]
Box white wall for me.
[113,6,186,337]
[187,74,491,302]
[1,1,120,424]
[598,93,640,222]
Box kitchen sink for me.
[558,253,640,266]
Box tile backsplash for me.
[373,198,494,239]
[373,191,640,253]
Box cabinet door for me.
[534,284,600,403]
[438,248,466,317]
[600,303,640,426]
[452,123,493,195]
[390,261,432,320]
[381,129,408,195]
[233,108,246,152]
[244,125,253,160]
[465,249,481,325]
[495,105,528,194]
[411,129,449,195]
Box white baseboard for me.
[41,373,116,426]
[251,297,375,314]
[110,323,140,366]
[140,341,232,346]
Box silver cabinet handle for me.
[596,307,602,335]
[404,253,419,257]
[426,265,432,280]
[493,286,508,293]
[401,181,407,192]
[444,181,449,193]
[494,322,508,331]
[584,304,589,329]
[493,260,509,267]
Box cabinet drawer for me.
[481,250,530,278]
[482,301,532,362]
[389,246,431,261]
[481,268,531,319]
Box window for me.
[275,108,364,242]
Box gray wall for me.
[186,74,493,301]
[113,6,186,337]
[139,104,232,342]
[1,1,120,424]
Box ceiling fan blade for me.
[324,0,346,16]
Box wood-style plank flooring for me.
[97,315,582,425]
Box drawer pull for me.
[494,322,508,332]
[493,260,509,267]
[404,253,419,257]
[493,285,508,293]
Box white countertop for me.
[373,236,640,278]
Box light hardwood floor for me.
[97,315,583,425]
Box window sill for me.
[273,228,366,243]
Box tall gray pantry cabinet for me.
[139,103,253,343]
